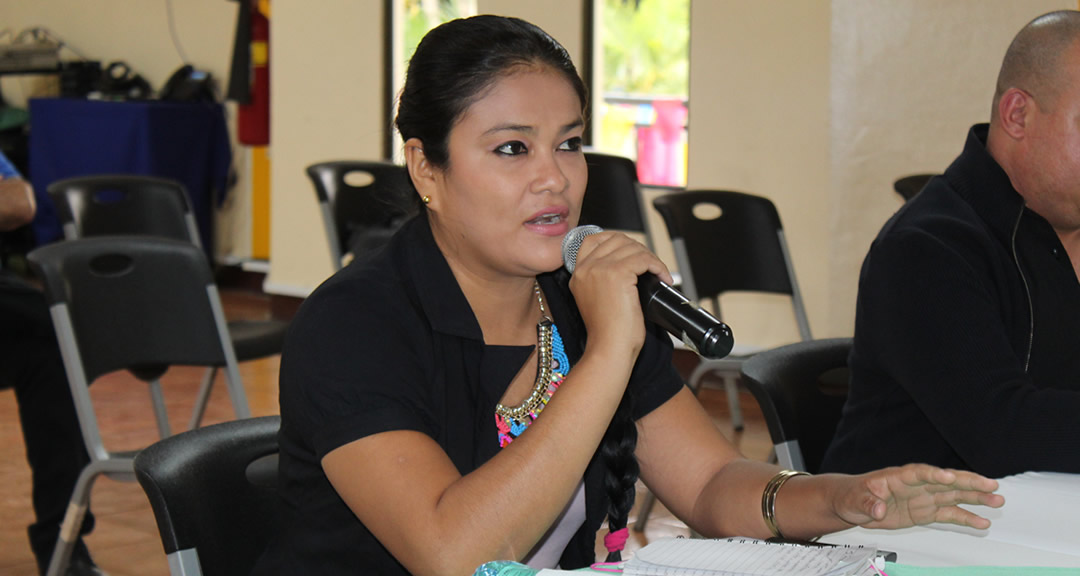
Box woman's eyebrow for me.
[483,123,534,136]
[482,118,583,137]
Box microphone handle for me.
[638,274,734,359]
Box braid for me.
[600,388,638,562]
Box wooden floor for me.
[0,288,773,575]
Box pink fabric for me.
[603,527,629,553]
[636,99,687,186]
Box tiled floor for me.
[0,288,772,576]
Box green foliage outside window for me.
[402,0,474,66]
[602,0,689,98]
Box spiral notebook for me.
[622,537,880,576]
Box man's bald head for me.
[992,10,1080,119]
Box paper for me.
[959,472,1080,557]
[885,564,1080,576]
[622,538,879,576]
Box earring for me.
[422,195,431,205]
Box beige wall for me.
[264,0,387,296]
[265,0,586,296]
[9,1,1076,339]
[0,0,236,95]
[686,0,1071,346]
[827,0,1071,335]
[0,0,251,259]
[686,0,831,347]
[479,0,585,68]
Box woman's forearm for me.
[688,460,855,540]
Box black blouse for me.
[253,211,684,575]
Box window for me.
[592,0,689,186]
[387,0,477,161]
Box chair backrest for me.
[27,236,250,461]
[135,415,280,576]
[581,152,653,249]
[48,174,202,247]
[305,160,415,269]
[893,173,937,202]
[739,338,852,473]
[651,190,811,340]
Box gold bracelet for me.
[761,469,810,539]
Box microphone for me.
[561,225,734,359]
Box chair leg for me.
[189,367,217,430]
[148,378,172,439]
[45,459,136,576]
[633,491,658,533]
[723,374,744,431]
[45,467,95,576]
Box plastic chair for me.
[305,160,414,270]
[48,174,287,430]
[27,236,251,576]
[739,338,852,473]
[632,191,812,532]
[581,151,654,250]
[893,173,937,202]
[652,190,813,427]
[135,415,280,576]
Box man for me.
[822,10,1080,479]
[1,150,104,575]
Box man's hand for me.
[0,176,36,231]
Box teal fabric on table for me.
[474,561,541,576]
[886,563,1080,576]
[473,561,618,575]
[474,560,1080,575]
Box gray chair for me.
[48,174,287,430]
[28,236,251,576]
[740,338,851,472]
[581,151,655,250]
[305,160,415,270]
[135,415,280,576]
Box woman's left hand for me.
[836,464,1005,530]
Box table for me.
[826,472,1080,568]
[28,98,231,250]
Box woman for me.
[253,15,1003,576]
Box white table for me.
[826,472,1080,568]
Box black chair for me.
[48,174,288,431]
[305,160,415,270]
[135,415,280,576]
[28,236,251,576]
[739,338,852,473]
[651,190,813,427]
[632,190,813,532]
[581,151,654,250]
[893,173,937,202]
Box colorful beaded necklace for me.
[494,280,569,447]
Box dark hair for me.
[397,15,637,561]
[395,15,587,171]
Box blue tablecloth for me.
[28,98,232,250]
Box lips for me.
[525,206,570,225]
[526,212,564,225]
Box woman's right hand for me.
[832,464,1004,531]
[567,231,674,358]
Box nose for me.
[531,150,571,195]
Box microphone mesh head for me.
[561,225,603,273]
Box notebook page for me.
[623,538,877,576]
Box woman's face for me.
[425,66,587,282]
